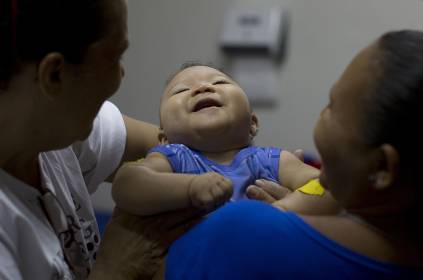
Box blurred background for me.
[92,0,423,229]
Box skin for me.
[104,39,423,280]
[0,0,158,188]
[89,207,203,280]
[0,0,160,279]
[159,66,257,155]
[305,41,423,266]
[112,66,323,216]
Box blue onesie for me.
[148,144,281,201]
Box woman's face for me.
[52,0,128,145]
[313,43,381,208]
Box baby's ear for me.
[158,128,169,144]
[249,112,259,139]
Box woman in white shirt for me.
[0,0,165,278]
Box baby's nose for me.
[192,83,215,96]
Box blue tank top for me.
[149,144,281,200]
[166,201,423,279]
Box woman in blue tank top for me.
[163,30,423,279]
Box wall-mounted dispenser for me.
[220,5,289,106]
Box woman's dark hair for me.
[362,30,423,181]
[0,0,107,87]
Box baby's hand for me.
[188,172,233,211]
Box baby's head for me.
[159,63,258,152]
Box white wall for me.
[91,0,423,212]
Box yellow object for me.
[134,158,145,163]
[125,158,144,165]
[296,179,325,196]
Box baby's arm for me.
[276,151,341,215]
[278,150,320,191]
[112,153,232,216]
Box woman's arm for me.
[89,207,202,280]
[273,189,341,215]
[247,179,341,215]
[120,115,160,163]
[248,150,342,215]
[106,115,159,182]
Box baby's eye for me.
[173,88,189,95]
[213,80,229,85]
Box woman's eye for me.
[327,99,333,109]
[213,80,229,85]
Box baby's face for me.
[160,66,254,151]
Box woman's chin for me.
[77,123,94,141]
[318,167,330,190]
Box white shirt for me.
[0,101,126,280]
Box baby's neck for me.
[201,149,242,165]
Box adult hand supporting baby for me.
[89,207,203,280]
[246,149,305,203]
[246,180,291,203]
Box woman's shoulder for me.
[302,214,423,267]
[167,201,423,279]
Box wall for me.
[91,0,423,211]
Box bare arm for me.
[247,179,341,215]
[89,207,202,280]
[107,115,160,182]
[276,151,341,214]
[112,152,195,215]
[273,189,341,215]
[248,151,341,215]
[112,152,233,216]
[278,150,320,191]
[120,116,160,162]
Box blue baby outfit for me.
[148,144,281,201]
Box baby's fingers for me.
[210,186,226,208]
[220,178,233,201]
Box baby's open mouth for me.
[193,98,222,112]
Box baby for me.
[112,63,321,215]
